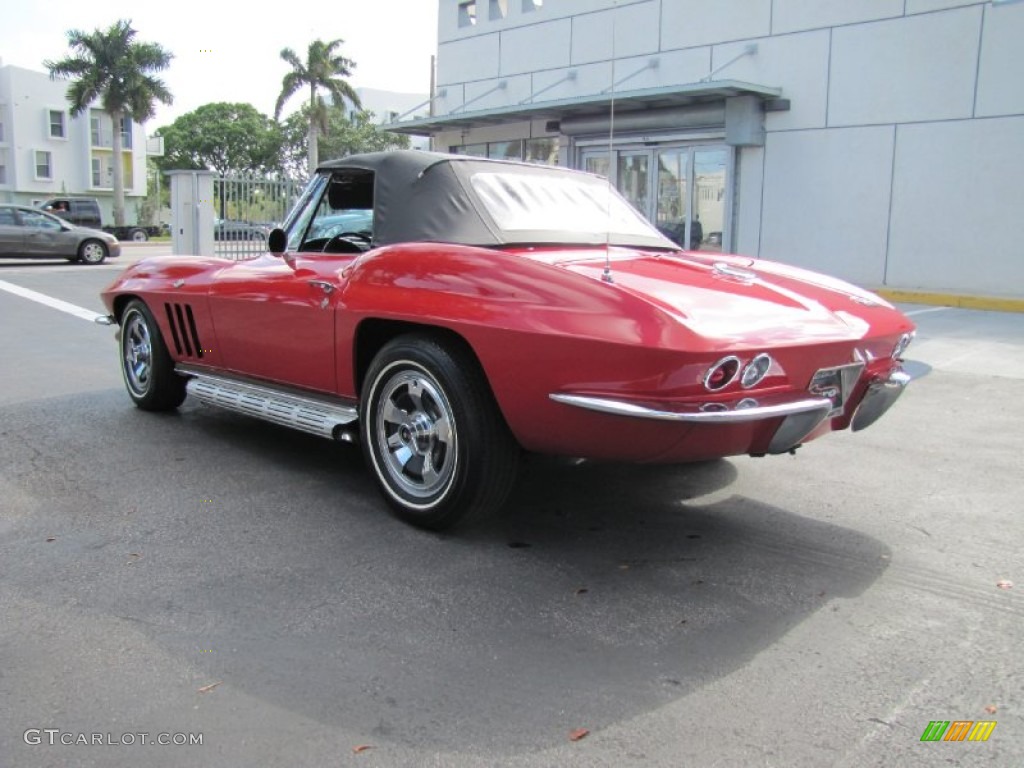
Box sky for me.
[0,0,439,129]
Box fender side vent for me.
[164,302,204,359]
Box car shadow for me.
[4,394,891,757]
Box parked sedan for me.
[0,204,120,264]
[213,219,270,241]
[99,151,915,531]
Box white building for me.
[355,87,431,151]
[0,62,151,223]
[393,0,1024,301]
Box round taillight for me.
[740,353,773,389]
[700,402,729,413]
[703,356,740,391]
[892,332,914,360]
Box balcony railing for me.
[91,131,134,149]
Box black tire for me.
[119,299,187,411]
[360,334,519,531]
[78,239,108,264]
[130,228,148,242]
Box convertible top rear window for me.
[306,150,675,250]
[470,171,657,241]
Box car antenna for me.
[602,2,617,284]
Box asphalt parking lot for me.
[1,249,1021,767]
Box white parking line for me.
[0,279,104,323]
[903,306,950,317]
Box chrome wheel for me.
[80,240,107,264]
[373,363,458,504]
[361,334,520,530]
[116,300,186,411]
[122,310,153,396]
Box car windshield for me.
[282,174,328,245]
[469,170,661,243]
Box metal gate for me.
[212,174,304,259]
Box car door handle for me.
[307,280,334,294]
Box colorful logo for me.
[920,721,996,742]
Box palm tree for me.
[275,39,362,175]
[45,20,173,227]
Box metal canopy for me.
[386,80,783,135]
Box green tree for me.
[45,19,173,227]
[274,38,362,175]
[154,103,283,176]
[280,105,410,181]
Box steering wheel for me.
[338,231,370,243]
[322,234,368,254]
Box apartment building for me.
[393,0,1024,299]
[0,62,150,222]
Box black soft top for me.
[315,150,672,250]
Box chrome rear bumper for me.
[551,365,910,455]
[549,392,832,425]
[550,391,834,455]
[851,370,911,432]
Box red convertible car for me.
[100,151,915,530]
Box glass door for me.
[655,148,688,247]
[582,153,610,178]
[692,149,728,253]
[616,152,650,219]
[579,143,733,252]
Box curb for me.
[875,289,1024,314]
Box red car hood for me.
[524,247,898,345]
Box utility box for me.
[167,170,216,256]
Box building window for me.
[89,109,131,148]
[489,0,507,20]
[487,140,524,160]
[525,137,559,165]
[91,154,132,189]
[451,143,487,157]
[120,116,133,149]
[92,156,115,188]
[35,150,52,180]
[0,151,7,185]
[49,110,66,139]
[458,1,477,26]
[523,0,543,11]
[0,112,6,143]
[452,138,560,166]
[90,111,107,147]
